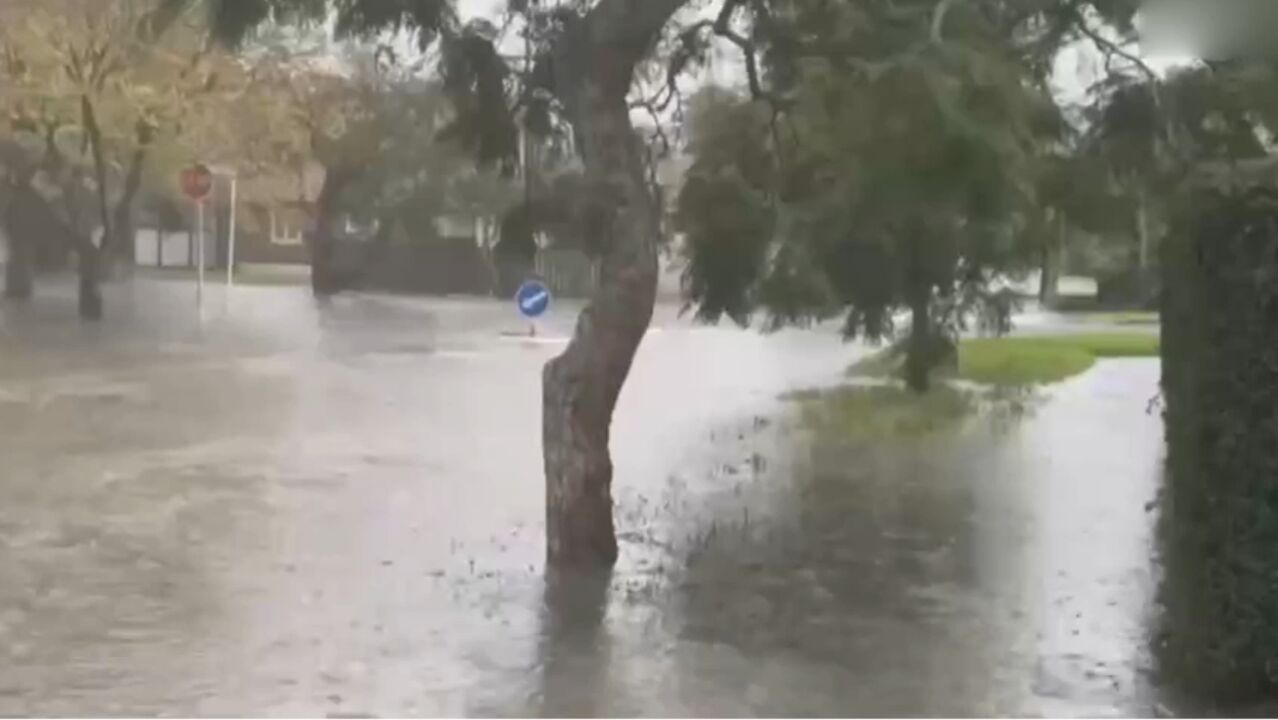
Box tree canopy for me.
[676,0,1068,390]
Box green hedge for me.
[1159,185,1278,704]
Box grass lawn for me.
[1079,311,1160,326]
[958,333,1160,385]
[850,332,1161,387]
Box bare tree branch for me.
[1068,5,1159,85]
[708,0,789,107]
[931,0,961,43]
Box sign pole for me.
[227,174,237,289]
[196,198,205,306]
[180,163,214,309]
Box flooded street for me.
[0,279,1164,716]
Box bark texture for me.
[541,0,682,567]
[79,95,109,320]
[905,285,932,394]
[81,96,112,254]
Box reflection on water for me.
[0,280,1165,716]
[666,363,1163,716]
[535,570,613,718]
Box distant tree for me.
[1029,148,1128,304]
[679,1,1059,392]
[322,64,521,287]
[0,0,242,318]
[214,38,486,294]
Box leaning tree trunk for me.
[541,0,682,567]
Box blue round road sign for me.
[515,280,551,319]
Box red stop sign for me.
[180,164,213,201]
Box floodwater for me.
[0,278,1165,716]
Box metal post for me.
[227,174,237,288]
[196,199,205,305]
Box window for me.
[269,208,304,246]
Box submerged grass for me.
[958,339,1094,386]
[786,382,1047,440]
[787,384,976,439]
[849,332,1160,387]
[795,333,1158,442]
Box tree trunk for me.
[3,183,34,301]
[541,1,680,567]
[1135,187,1152,303]
[902,228,934,394]
[60,163,102,321]
[112,139,149,267]
[77,243,102,320]
[905,283,932,394]
[1040,213,1063,307]
[310,166,357,297]
[1136,188,1150,272]
[81,96,112,257]
[80,95,111,317]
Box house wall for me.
[356,236,491,295]
[234,229,309,266]
[228,205,310,266]
[133,228,216,269]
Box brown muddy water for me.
[0,279,1165,716]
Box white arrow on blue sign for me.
[515,279,551,319]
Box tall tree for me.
[680,1,1060,392]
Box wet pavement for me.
[0,278,1165,716]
